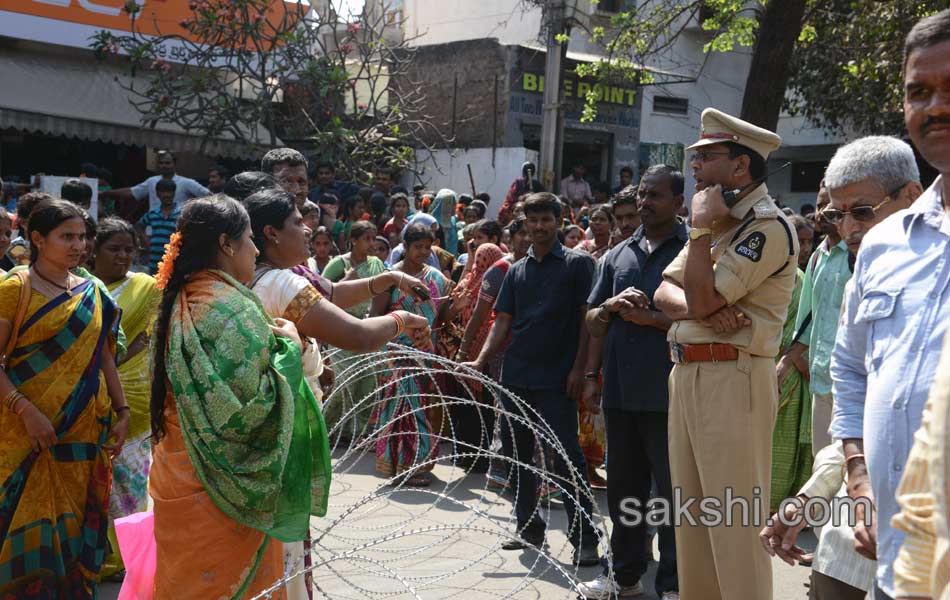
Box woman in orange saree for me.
[148,196,330,600]
[0,199,127,598]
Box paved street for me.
[101,447,814,599]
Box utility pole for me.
[539,0,570,193]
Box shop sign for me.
[520,73,638,107]
[0,0,305,55]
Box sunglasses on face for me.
[822,197,894,224]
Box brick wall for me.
[396,38,510,149]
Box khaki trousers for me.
[668,353,778,600]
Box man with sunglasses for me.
[761,137,922,600]
[822,139,923,260]
[654,108,798,600]
[830,12,950,599]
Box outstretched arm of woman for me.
[297,297,428,353]
[330,271,429,310]
[101,345,130,457]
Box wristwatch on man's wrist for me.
[689,227,713,240]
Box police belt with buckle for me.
[670,342,740,364]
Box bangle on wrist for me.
[12,394,29,416]
[367,277,377,296]
[114,405,131,415]
[3,388,20,410]
[596,306,611,323]
[584,371,599,379]
[389,312,405,338]
[845,453,865,465]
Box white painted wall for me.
[398,0,608,54]
[777,113,848,147]
[401,0,543,47]
[636,27,754,197]
[413,147,539,219]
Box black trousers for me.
[501,387,597,549]
[808,571,868,600]
[449,382,496,472]
[603,409,678,595]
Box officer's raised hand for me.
[690,184,730,229]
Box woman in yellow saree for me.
[148,196,331,600]
[0,199,128,598]
[92,218,162,578]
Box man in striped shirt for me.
[137,178,181,274]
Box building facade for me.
[0,1,273,189]
[387,0,849,211]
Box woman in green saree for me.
[148,195,330,600]
[241,189,432,599]
[320,220,387,437]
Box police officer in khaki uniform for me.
[654,108,798,600]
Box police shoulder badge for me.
[735,232,766,262]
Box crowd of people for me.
[0,9,947,600]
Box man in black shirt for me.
[578,165,687,599]
[464,192,599,565]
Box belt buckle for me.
[670,342,684,364]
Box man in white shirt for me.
[102,150,210,219]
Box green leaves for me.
[90,0,433,177]
[577,0,765,122]
[797,24,816,44]
[786,0,944,135]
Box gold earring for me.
[228,249,235,257]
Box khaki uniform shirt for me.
[662,184,798,358]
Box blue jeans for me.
[501,387,597,549]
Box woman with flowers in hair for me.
[148,195,329,599]
[0,199,127,597]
